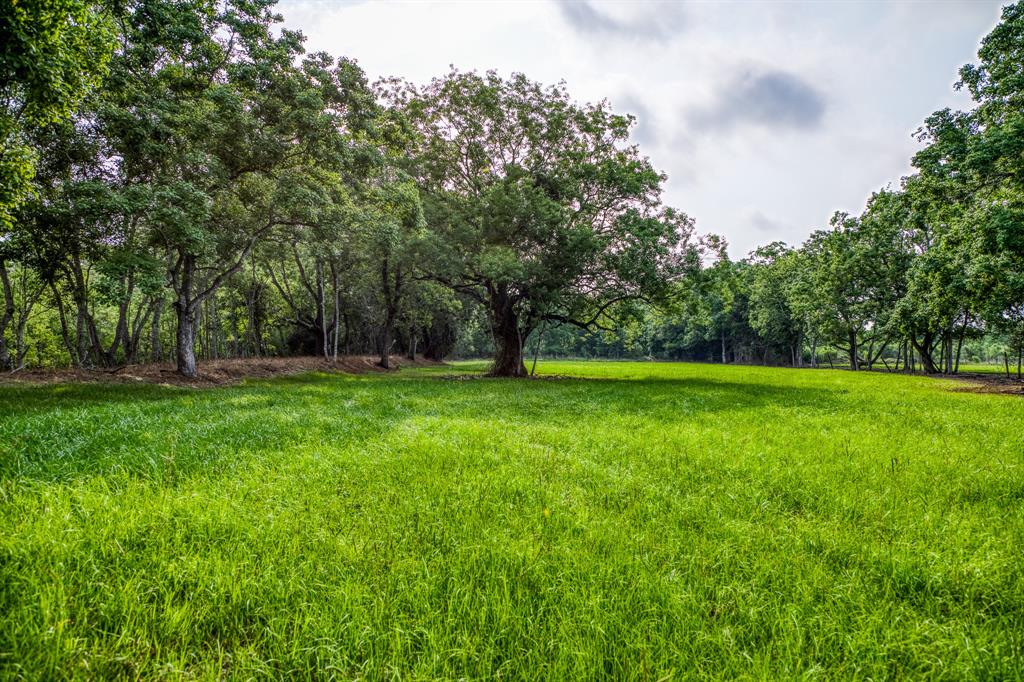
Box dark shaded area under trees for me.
[2,0,1023,379]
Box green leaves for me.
[397,68,693,357]
[0,0,115,226]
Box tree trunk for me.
[954,315,968,374]
[0,258,14,370]
[316,257,328,360]
[209,297,220,360]
[49,280,78,367]
[69,254,110,367]
[107,274,133,363]
[331,260,340,362]
[175,300,198,378]
[173,254,200,378]
[721,328,727,364]
[377,256,401,369]
[379,316,394,369]
[947,331,954,374]
[125,297,152,365]
[531,319,547,376]
[407,321,417,361]
[491,323,527,376]
[848,330,859,371]
[15,307,32,368]
[150,297,164,362]
[485,286,527,377]
[910,331,939,374]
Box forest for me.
[3,0,1022,379]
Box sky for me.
[279,0,1006,257]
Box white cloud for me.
[279,0,1004,256]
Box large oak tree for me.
[394,70,696,376]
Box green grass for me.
[958,361,1021,375]
[1,361,1022,679]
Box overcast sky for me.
[280,0,1005,257]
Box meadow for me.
[1,361,1022,679]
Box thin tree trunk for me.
[316,257,328,360]
[210,297,221,360]
[378,256,400,369]
[0,258,15,370]
[407,321,417,361]
[379,316,394,369]
[13,283,43,369]
[150,297,164,363]
[49,280,78,367]
[954,315,968,374]
[331,259,340,362]
[125,296,153,365]
[942,329,953,374]
[938,332,945,373]
[107,273,133,363]
[531,319,547,376]
[69,254,109,366]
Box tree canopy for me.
[1,0,1023,380]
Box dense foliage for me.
[552,3,1024,376]
[1,0,1023,377]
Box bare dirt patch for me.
[0,356,440,388]
[941,372,1024,397]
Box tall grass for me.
[1,362,1022,679]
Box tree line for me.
[1,0,1022,378]
[624,2,1024,377]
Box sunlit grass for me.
[1,362,1022,678]
[958,361,1020,375]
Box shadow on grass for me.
[1,371,841,485]
[0,381,192,415]
[0,374,393,484]
[406,373,843,424]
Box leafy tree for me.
[359,173,425,368]
[396,70,695,376]
[748,242,803,365]
[955,1,1024,370]
[89,0,376,376]
[0,0,114,227]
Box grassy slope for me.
[0,362,1022,679]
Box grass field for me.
[958,362,1022,376]
[1,361,1022,679]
